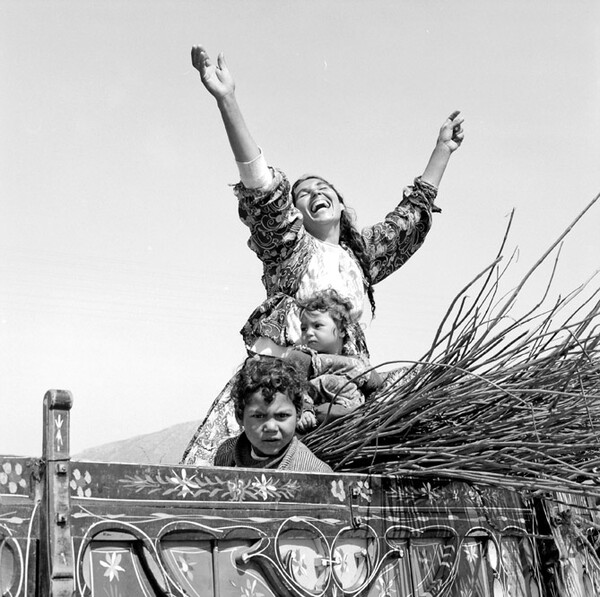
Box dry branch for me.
[305,192,600,500]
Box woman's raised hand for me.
[191,45,235,100]
[191,45,259,163]
[420,111,465,188]
[437,110,465,153]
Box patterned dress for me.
[181,167,439,465]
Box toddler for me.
[286,289,382,431]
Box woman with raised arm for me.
[182,46,464,465]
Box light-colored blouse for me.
[235,166,439,358]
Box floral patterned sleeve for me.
[234,168,305,267]
[362,177,439,284]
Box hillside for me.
[74,420,201,465]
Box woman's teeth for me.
[311,199,329,213]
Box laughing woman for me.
[182,46,464,465]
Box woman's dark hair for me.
[291,175,376,316]
[298,288,354,336]
[232,356,307,421]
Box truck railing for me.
[1,390,598,595]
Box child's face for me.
[240,390,298,457]
[300,310,344,354]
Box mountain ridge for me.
[74,419,201,465]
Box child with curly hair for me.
[286,289,383,431]
[213,356,332,472]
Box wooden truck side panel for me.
[3,390,599,595]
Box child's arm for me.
[297,410,317,433]
[314,403,358,425]
[191,46,260,163]
[420,111,465,189]
[362,369,384,396]
[283,348,314,377]
[297,388,317,433]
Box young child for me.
[213,356,333,472]
[286,289,383,431]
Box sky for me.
[1,0,599,458]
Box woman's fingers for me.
[437,110,465,149]
[216,52,229,75]
[191,45,211,73]
[447,111,464,127]
[446,110,465,141]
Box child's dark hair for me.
[291,174,376,317]
[232,356,307,421]
[298,289,354,337]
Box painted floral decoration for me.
[70,469,92,497]
[353,480,373,503]
[119,470,299,502]
[331,480,345,502]
[0,461,27,494]
[176,554,195,582]
[99,551,125,582]
[240,578,265,597]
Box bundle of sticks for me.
[305,193,600,500]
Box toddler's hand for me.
[297,410,317,432]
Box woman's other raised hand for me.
[191,45,259,163]
[191,45,235,101]
[420,111,465,188]
[437,110,465,153]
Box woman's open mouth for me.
[310,198,330,214]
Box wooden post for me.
[41,390,75,597]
